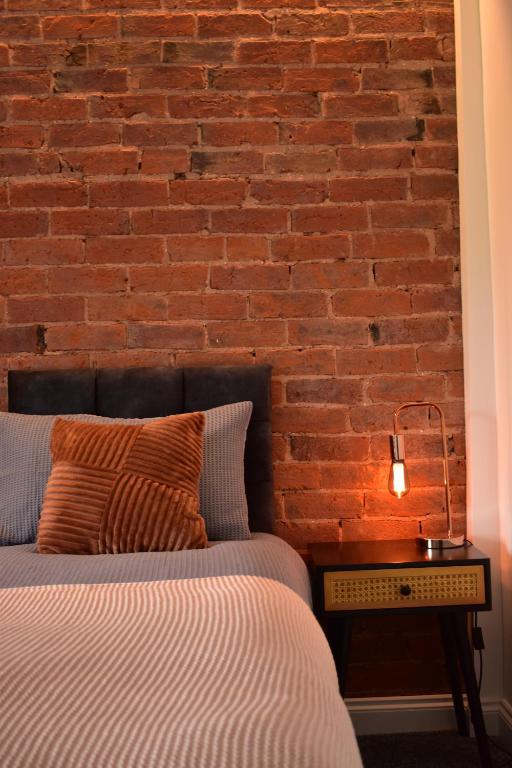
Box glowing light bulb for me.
[389,461,410,499]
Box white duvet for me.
[0,575,361,768]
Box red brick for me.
[255,348,335,376]
[426,117,457,142]
[0,126,44,149]
[198,12,272,37]
[265,150,337,174]
[0,17,41,38]
[280,120,352,145]
[169,93,245,119]
[226,236,268,262]
[337,347,417,376]
[209,67,282,91]
[167,293,246,321]
[86,237,165,264]
[391,36,442,61]
[417,344,463,372]
[285,491,362,519]
[164,41,233,63]
[168,179,246,205]
[192,150,263,175]
[10,96,86,121]
[291,435,369,462]
[415,145,458,171]
[52,210,129,236]
[371,317,450,345]
[362,67,433,91]
[355,118,425,144]
[0,212,48,238]
[333,289,411,317]
[123,123,197,146]
[250,180,326,205]
[238,40,311,64]
[342,519,420,542]
[88,295,167,321]
[426,10,454,33]
[284,67,359,93]
[352,11,424,34]
[135,66,205,90]
[0,326,43,354]
[48,266,127,294]
[330,177,407,202]
[338,146,413,171]
[43,14,118,38]
[211,264,289,290]
[49,123,120,147]
[271,234,350,262]
[374,259,454,287]
[371,202,448,229]
[411,287,461,313]
[10,180,86,208]
[277,11,349,36]
[248,94,319,118]
[60,149,138,175]
[8,296,84,324]
[46,323,125,351]
[211,208,287,234]
[287,377,363,405]
[323,93,398,118]
[249,291,327,318]
[11,42,86,67]
[89,95,167,119]
[0,72,50,96]
[292,261,368,290]
[0,46,8,66]
[140,149,189,175]
[90,180,169,207]
[274,463,322,491]
[5,239,84,266]
[122,13,194,36]
[0,267,46,296]
[316,39,388,64]
[202,122,278,146]
[53,68,127,93]
[353,231,431,260]
[412,173,459,200]
[89,42,160,65]
[130,265,207,292]
[132,209,208,234]
[207,320,286,347]
[368,374,445,403]
[168,235,225,262]
[288,318,368,346]
[274,406,349,437]
[291,205,367,233]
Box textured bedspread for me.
[0,533,311,604]
[0,575,361,768]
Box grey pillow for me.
[0,401,252,546]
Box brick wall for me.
[0,2,462,546]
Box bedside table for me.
[309,539,492,768]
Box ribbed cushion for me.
[0,403,251,546]
[37,414,206,555]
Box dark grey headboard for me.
[7,365,274,534]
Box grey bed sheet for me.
[0,532,312,605]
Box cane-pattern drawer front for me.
[323,565,486,611]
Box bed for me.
[0,365,362,768]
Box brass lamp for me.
[389,402,465,550]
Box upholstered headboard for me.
[7,365,274,534]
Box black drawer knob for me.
[400,584,412,597]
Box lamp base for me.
[417,534,466,550]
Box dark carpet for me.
[358,731,512,768]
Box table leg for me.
[439,612,469,736]
[451,612,493,768]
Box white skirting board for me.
[347,695,512,743]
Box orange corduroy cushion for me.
[37,413,207,555]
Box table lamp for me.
[389,402,465,550]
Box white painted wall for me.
[456,0,512,706]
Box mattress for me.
[0,532,311,605]
[0,575,362,768]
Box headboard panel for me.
[7,365,274,534]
